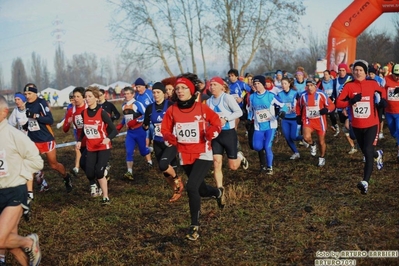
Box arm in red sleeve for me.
[62,108,73,133]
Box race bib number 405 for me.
[175,122,199,143]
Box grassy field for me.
[8,103,399,265]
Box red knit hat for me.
[338,63,349,72]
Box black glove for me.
[349,93,362,105]
[274,105,281,117]
[378,98,388,108]
[279,111,286,119]
[296,115,302,125]
[394,87,399,95]
[22,122,29,131]
[26,110,35,118]
[319,108,329,115]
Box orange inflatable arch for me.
[327,0,399,72]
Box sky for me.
[0,0,396,87]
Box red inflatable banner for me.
[327,0,399,72]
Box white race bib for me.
[353,102,370,118]
[306,106,320,119]
[125,114,133,123]
[27,118,40,131]
[154,123,162,137]
[0,149,9,178]
[84,125,101,139]
[255,109,273,122]
[285,103,293,114]
[176,122,200,143]
[387,87,399,101]
[74,115,84,129]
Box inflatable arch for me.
[327,0,399,72]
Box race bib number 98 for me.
[255,109,273,122]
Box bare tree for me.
[0,67,4,90]
[194,0,209,79]
[67,53,100,86]
[356,29,393,65]
[54,45,68,89]
[11,58,28,93]
[42,62,50,89]
[211,0,305,76]
[31,52,42,90]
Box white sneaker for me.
[357,180,368,194]
[378,132,384,140]
[333,125,340,137]
[290,153,300,160]
[318,157,325,167]
[376,150,383,170]
[90,185,99,197]
[310,144,317,156]
[348,146,358,154]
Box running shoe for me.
[376,150,383,170]
[318,157,325,167]
[310,143,317,157]
[24,233,41,266]
[333,125,340,137]
[39,181,49,193]
[290,153,300,160]
[357,180,368,194]
[348,146,358,155]
[216,187,226,209]
[186,225,199,241]
[266,167,273,175]
[63,174,73,193]
[147,161,153,168]
[124,171,134,181]
[101,198,110,205]
[104,162,111,182]
[91,185,99,197]
[238,151,249,170]
[70,167,79,177]
[169,176,183,202]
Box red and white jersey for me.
[384,75,399,114]
[82,107,111,151]
[336,79,386,128]
[161,102,221,165]
[296,90,335,126]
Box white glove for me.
[56,122,63,129]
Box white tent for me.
[89,83,107,90]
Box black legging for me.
[352,125,379,182]
[153,140,177,172]
[85,149,111,186]
[182,159,219,226]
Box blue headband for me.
[15,93,27,103]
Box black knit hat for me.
[253,75,266,86]
[353,60,368,74]
[152,82,166,93]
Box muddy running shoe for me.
[375,150,383,170]
[216,187,226,209]
[39,178,49,193]
[101,198,110,205]
[186,225,199,241]
[124,171,134,181]
[70,167,79,177]
[63,174,73,193]
[318,157,325,167]
[348,146,358,155]
[310,143,317,157]
[333,125,340,137]
[238,151,249,170]
[90,185,99,197]
[357,180,368,194]
[266,167,273,175]
[22,196,33,222]
[104,162,111,182]
[290,153,300,160]
[24,233,41,266]
[147,161,153,168]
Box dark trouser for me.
[329,112,337,126]
[153,140,177,172]
[352,125,379,182]
[86,149,111,185]
[182,160,219,226]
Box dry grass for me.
[7,104,399,265]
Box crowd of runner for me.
[1,58,399,265]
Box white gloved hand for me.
[56,123,63,129]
